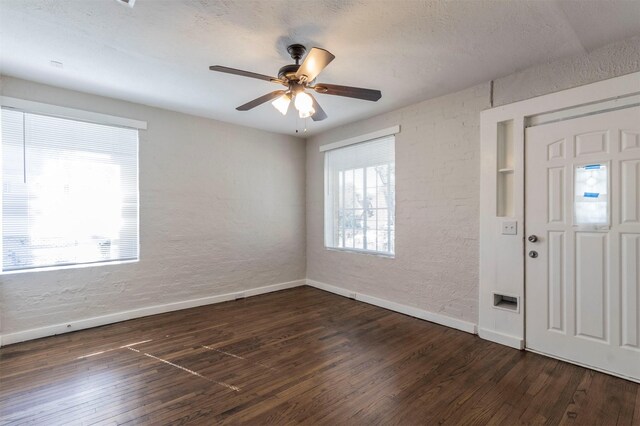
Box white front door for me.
[525,106,640,381]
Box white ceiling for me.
[1,0,639,137]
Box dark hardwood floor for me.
[1,286,638,425]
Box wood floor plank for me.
[0,286,637,425]
[633,386,640,425]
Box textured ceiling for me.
[1,0,639,137]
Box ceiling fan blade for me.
[236,90,286,111]
[309,94,327,121]
[313,83,381,102]
[209,65,280,83]
[295,47,335,83]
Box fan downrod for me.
[286,44,306,64]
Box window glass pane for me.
[1,108,139,271]
[376,164,388,186]
[344,214,355,248]
[574,163,608,226]
[338,171,344,210]
[366,167,377,189]
[366,208,377,251]
[353,208,364,249]
[377,229,388,253]
[338,212,345,247]
[324,135,395,255]
[354,168,364,208]
[344,169,354,209]
[367,187,377,212]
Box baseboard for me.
[478,327,524,350]
[525,347,639,384]
[0,279,305,347]
[2,279,481,346]
[306,279,477,335]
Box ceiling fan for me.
[209,44,382,121]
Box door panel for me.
[621,131,640,152]
[575,232,607,341]
[547,138,566,161]
[547,231,565,332]
[526,106,640,381]
[621,233,639,349]
[575,130,609,157]
[548,167,565,223]
[621,160,640,224]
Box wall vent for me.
[492,293,519,312]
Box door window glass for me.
[574,163,608,226]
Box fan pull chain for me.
[294,116,308,134]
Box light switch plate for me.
[502,221,517,235]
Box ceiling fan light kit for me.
[294,91,315,118]
[271,93,291,115]
[209,44,382,122]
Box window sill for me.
[1,258,139,275]
[325,247,395,259]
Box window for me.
[574,163,609,226]
[324,135,395,255]
[1,108,139,272]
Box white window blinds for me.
[1,108,139,272]
[324,135,395,255]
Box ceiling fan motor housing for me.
[278,44,308,81]
[278,64,300,81]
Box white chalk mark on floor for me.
[126,347,240,392]
[76,339,153,359]
[202,345,245,360]
[120,339,153,348]
[201,345,278,371]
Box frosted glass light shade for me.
[298,106,315,118]
[294,92,314,118]
[271,94,291,115]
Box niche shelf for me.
[496,120,514,217]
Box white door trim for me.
[484,72,639,122]
[479,72,640,352]
[526,92,640,128]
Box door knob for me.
[529,250,538,258]
[528,235,538,242]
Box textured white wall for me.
[306,36,640,327]
[493,35,640,106]
[306,84,489,324]
[0,77,306,336]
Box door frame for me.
[479,72,640,351]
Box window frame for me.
[0,97,145,274]
[322,127,398,257]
